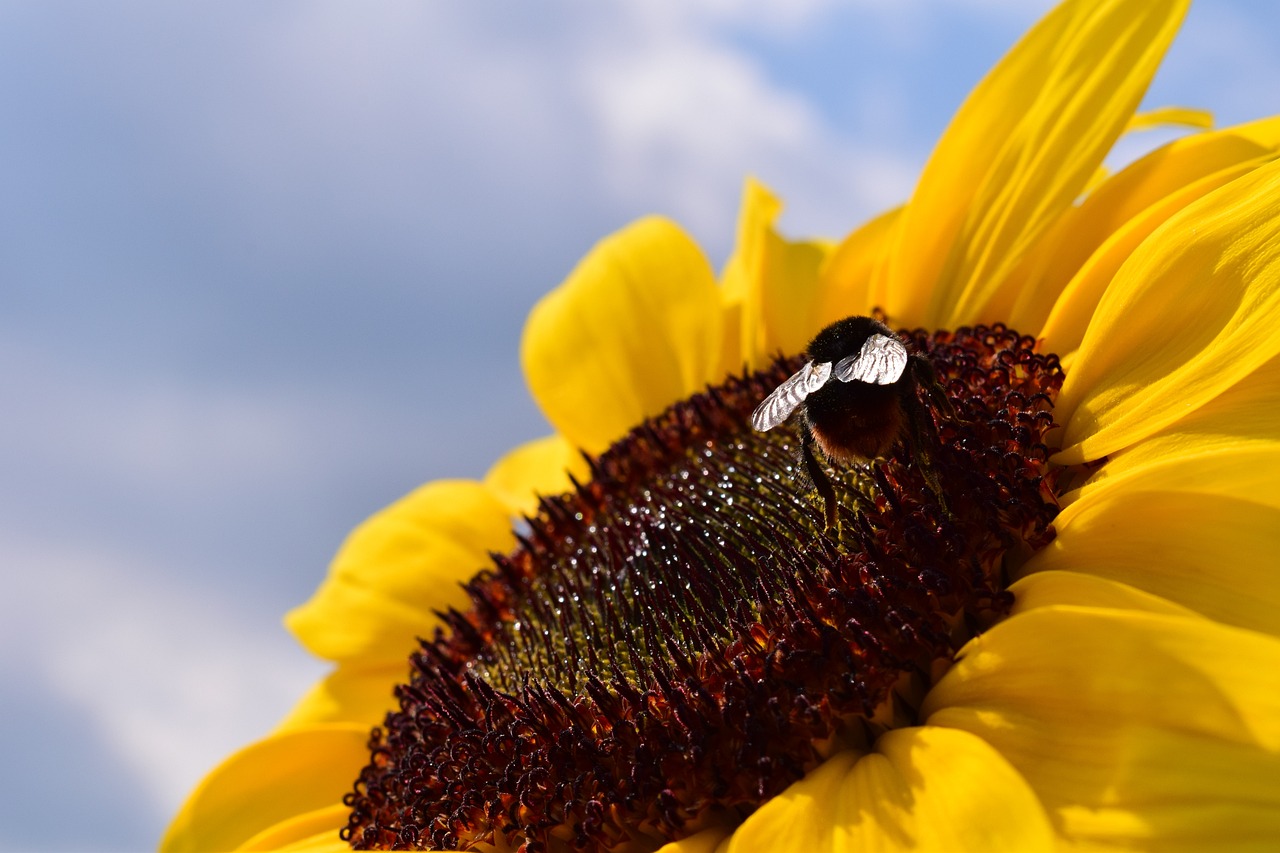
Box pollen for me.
[343,324,1065,852]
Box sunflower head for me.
[341,322,1065,852]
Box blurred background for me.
[2,1,1276,849]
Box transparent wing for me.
[833,334,908,385]
[751,361,832,431]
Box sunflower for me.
[162,0,1280,850]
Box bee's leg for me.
[904,404,948,513]
[903,359,951,513]
[801,427,839,532]
[910,355,954,422]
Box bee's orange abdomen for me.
[805,379,905,464]
[811,404,904,463]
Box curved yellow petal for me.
[1036,155,1270,357]
[1008,569,1203,620]
[1044,360,1280,634]
[1124,105,1213,133]
[1037,351,1280,633]
[522,216,724,453]
[1077,348,1280,488]
[928,606,1280,748]
[285,480,513,664]
[1054,157,1280,462]
[720,177,830,371]
[275,661,405,731]
[885,0,1188,328]
[925,607,1280,849]
[721,176,781,374]
[483,434,590,518]
[1026,482,1280,638]
[757,234,831,365]
[238,804,349,852]
[1031,116,1280,348]
[161,724,371,853]
[723,729,1054,852]
[1065,105,1213,209]
[816,206,902,328]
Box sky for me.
[2,1,1277,849]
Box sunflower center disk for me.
[345,324,1065,852]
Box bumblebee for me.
[751,316,952,530]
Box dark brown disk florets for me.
[343,324,1065,852]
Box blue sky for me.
[2,1,1277,849]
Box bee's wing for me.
[751,360,832,431]
[833,334,908,385]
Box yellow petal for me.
[1065,105,1214,207]
[1081,163,1112,197]
[928,606,1280,749]
[758,234,831,364]
[720,177,782,329]
[286,480,513,664]
[238,804,349,852]
[1054,157,1280,462]
[1032,116,1280,349]
[522,216,724,453]
[1076,347,1280,490]
[885,0,1189,329]
[1123,105,1213,133]
[1008,570,1203,620]
[723,729,1054,852]
[815,206,901,328]
[275,661,405,730]
[1035,354,1280,633]
[925,607,1280,849]
[1035,155,1269,356]
[483,434,590,518]
[720,177,830,370]
[161,724,371,853]
[1025,476,1280,638]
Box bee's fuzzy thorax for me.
[805,315,895,365]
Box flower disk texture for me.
[344,326,1063,851]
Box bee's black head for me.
[806,315,896,364]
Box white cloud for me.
[199,1,920,257]
[938,0,1054,13]
[1,532,327,825]
[0,341,344,495]
[582,37,814,232]
[49,1,916,276]
[575,5,918,252]
[614,0,841,33]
